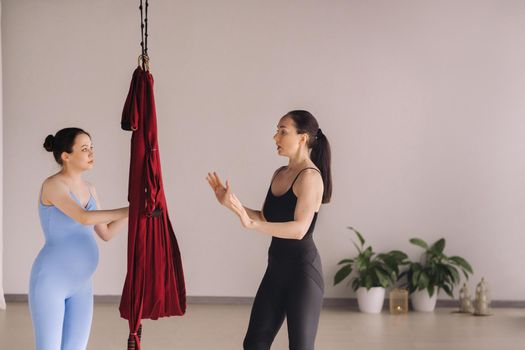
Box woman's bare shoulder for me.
[270,165,287,180]
[294,168,323,192]
[42,174,68,193]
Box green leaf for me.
[412,269,421,288]
[375,269,390,288]
[362,246,374,260]
[449,256,473,275]
[442,284,453,298]
[380,263,394,276]
[354,257,365,271]
[411,262,423,272]
[364,274,373,290]
[351,278,360,292]
[408,263,423,286]
[352,241,362,254]
[430,238,446,254]
[334,265,353,285]
[427,285,435,297]
[418,271,430,290]
[348,227,365,247]
[388,250,409,261]
[337,259,354,265]
[410,238,429,250]
[445,265,460,284]
[376,253,387,260]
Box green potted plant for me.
[399,238,473,312]
[334,227,409,313]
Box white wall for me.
[3,0,525,300]
[0,0,5,310]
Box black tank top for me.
[263,167,321,257]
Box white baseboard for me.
[5,294,525,308]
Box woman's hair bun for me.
[43,134,54,152]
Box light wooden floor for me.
[1,302,524,349]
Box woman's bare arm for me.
[90,185,128,241]
[229,169,322,240]
[43,178,128,226]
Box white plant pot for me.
[356,287,385,313]
[410,289,438,312]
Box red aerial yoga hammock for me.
[119,1,186,349]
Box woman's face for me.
[61,133,94,170]
[273,116,306,157]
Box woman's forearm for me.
[243,206,265,221]
[251,219,308,240]
[104,217,128,241]
[82,207,128,225]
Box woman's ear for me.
[300,133,309,146]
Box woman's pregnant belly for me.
[31,233,99,288]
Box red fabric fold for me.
[120,67,186,348]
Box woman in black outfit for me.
[207,110,332,350]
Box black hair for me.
[286,110,332,203]
[43,128,91,165]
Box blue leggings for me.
[29,279,93,350]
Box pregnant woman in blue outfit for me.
[207,110,332,350]
[30,127,129,350]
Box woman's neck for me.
[287,149,311,171]
[59,167,83,186]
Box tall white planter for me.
[410,289,438,312]
[356,287,385,313]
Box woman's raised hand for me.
[206,172,231,208]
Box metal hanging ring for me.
[138,54,150,71]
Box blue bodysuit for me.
[29,191,99,350]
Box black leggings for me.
[243,249,324,350]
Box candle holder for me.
[458,283,474,313]
[389,288,408,314]
[473,278,493,316]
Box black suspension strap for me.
[145,0,149,57]
[139,0,150,70]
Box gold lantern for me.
[389,288,408,314]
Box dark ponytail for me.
[286,110,332,203]
[43,127,90,165]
